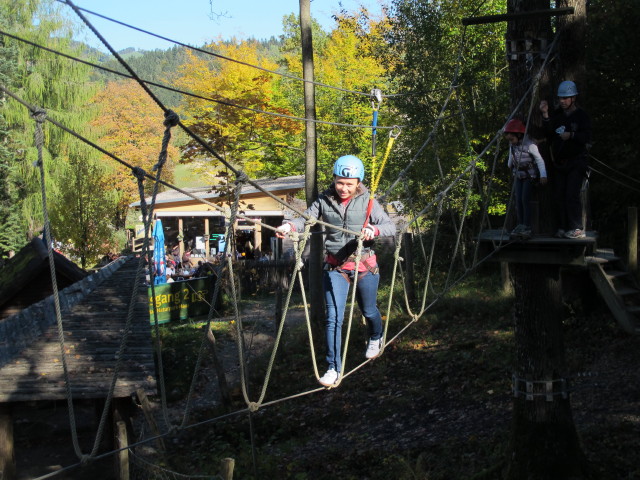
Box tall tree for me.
[385,0,510,222]
[91,79,178,227]
[49,156,118,268]
[280,10,394,186]
[174,40,302,178]
[0,16,23,259]
[1,0,99,242]
[586,1,640,250]
[505,1,589,478]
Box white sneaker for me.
[319,368,339,387]
[365,338,383,359]
[564,228,586,239]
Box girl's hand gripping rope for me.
[275,223,292,239]
[361,225,377,241]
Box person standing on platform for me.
[540,80,592,239]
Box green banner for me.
[148,276,218,324]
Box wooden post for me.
[178,217,184,260]
[205,325,233,410]
[135,389,166,454]
[628,206,638,276]
[254,222,262,253]
[299,0,324,328]
[501,262,513,295]
[115,420,130,480]
[0,405,15,480]
[219,457,235,480]
[204,217,210,259]
[402,233,415,302]
[274,238,283,326]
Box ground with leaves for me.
[156,270,640,480]
[13,269,640,479]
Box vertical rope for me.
[32,107,88,461]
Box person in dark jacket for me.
[539,80,592,239]
[276,155,396,387]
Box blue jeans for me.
[554,157,588,230]
[514,177,534,227]
[323,268,383,373]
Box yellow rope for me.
[371,126,401,196]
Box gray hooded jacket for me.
[288,183,395,261]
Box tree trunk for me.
[507,0,552,116]
[506,263,589,479]
[556,0,588,102]
[299,0,325,329]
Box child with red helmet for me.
[503,119,548,239]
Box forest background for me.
[0,0,637,269]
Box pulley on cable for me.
[364,87,401,228]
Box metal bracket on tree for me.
[512,375,569,401]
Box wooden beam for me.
[0,405,15,480]
[115,420,130,480]
[462,7,574,26]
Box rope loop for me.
[30,107,47,124]
[163,109,180,128]
[132,166,146,181]
[390,125,402,139]
[235,171,249,185]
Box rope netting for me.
[0,3,567,478]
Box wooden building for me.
[130,175,306,261]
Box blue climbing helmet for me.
[557,80,578,97]
[333,155,365,181]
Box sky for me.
[70,0,384,52]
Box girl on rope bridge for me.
[276,155,396,387]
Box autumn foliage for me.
[91,80,178,226]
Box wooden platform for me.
[477,229,598,266]
[0,257,156,403]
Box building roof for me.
[0,238,88,319]
[130,175,306,207]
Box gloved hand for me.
[361,225,376,241]
[275,223,292,238]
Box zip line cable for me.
[54,0,510,101]
[589,166,640,194]
[0,29,402,131]
[55,0,400,99]
[589,154,640,186]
